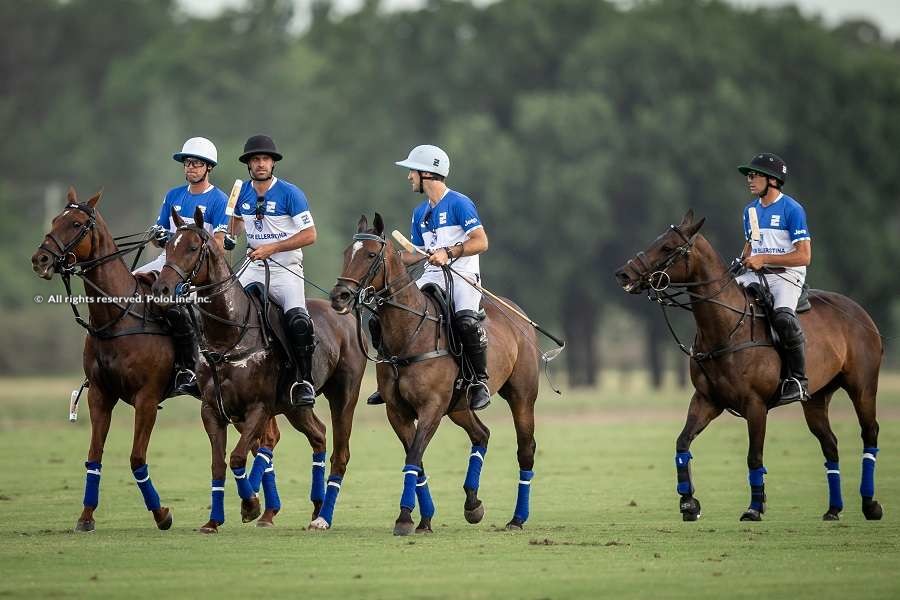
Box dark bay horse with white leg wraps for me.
[31,188,176,532]
[330,214,541,535]
[152,207,366,532]
[615,210,883,522]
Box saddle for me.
[243,282,296,369]
[419,283,485,394]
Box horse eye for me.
[367,251,377,258]
[189,245,199,252]
[73,222,82,229]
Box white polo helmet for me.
[173,137,218,166]
[395,144,450,177]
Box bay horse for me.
[31,188,284,532]
[329,214,540,535]
[614,210,883,522]
[152,207,365,532]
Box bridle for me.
[624,224,697,293]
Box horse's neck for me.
[377,262,440,354]
[688,238,749,345]
[199,253,256,350]
[82,223,139,323]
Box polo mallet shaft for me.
[391,230,566,348]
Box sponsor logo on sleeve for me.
[464,217,479,227]
[794,229,807,236]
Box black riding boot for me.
[166,306,200,398]
[285,307,316,407]
[365,317,385,405]
[455,311,491,411]
[773,307,809,406]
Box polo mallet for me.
[223,179,243,257]
[391,230,566,362]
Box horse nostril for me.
[39,255,49,264]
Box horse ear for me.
[684,216,706,238]
[194,206,204,228]
[373,212,385,236]
[680,209,695,226]
[66,186,77,205]
[356,214,368,233]
[87,188,103,208]
[171,206,185,228]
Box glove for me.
[150,225,170,247]
[728,257,746,275]
[223,234,236,251]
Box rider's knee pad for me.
[285,307,314,338]
[453,310,481,335]
[773,307,804,348]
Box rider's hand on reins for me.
[426,247,452,267]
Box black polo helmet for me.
[239,134,283,163]
[738,153,787,185]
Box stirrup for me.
[774,377,808,407]
[468,381,491,411]
[290,380,316,407]
[366,390,385,406]
[174,369,200,398]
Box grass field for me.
[1,373,898,599]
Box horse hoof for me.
[307,517,330,531]
[256,520,275,528]
[863,499,883,521]
[740,509,763,522]
[197,520,219,534]
[74,519,95,533]
[822,508,841,521]
[415,525,433,534]
[241,497,261,523]
[393,521,416,536]
[155,508,173,530]
[680,496,702,521]
[504,518,524,531]
[464,500,485,524]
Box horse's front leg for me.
[199,402,228,534]
[130,390,172,530]
[75,383,116,532]
[247,417,281,527]
[230,403,269,524]
[740,401,768,521]
[393,402,444,537]
[447,407,491,526]
[674,392,722,521]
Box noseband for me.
[334,233,389,307]
[163,225,211,287]
[626,225,696,292]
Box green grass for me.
[0,374,898,599]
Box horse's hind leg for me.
[75,384,116,532]
[199,402,228,534]
[846,373,882,520]
[801,390,843,520]
[309,375,362,530]
[229,403,270,524]
[246,417,281,527]
[282,406,328,524]
[674,392,723,522]
[447,407,490,525]
[130,391,172,530]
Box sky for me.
[178,0,900,39]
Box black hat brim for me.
[240,151,283,164]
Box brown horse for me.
[329,214,540,535]
[31,188,285,532]
[615,210,883,522]
[31,188,177,532]
[152,207,365,532]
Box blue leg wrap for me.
[824,461,843,510]
[416,474,435,519]
[400,464,420,511]
[210,479,226,524]
[749,466,767,511]
[675,451,693,495]
[83,461,102,508]
[261,464,281,512]
[464,445,487,492]
[513,470,534,523]
[132,464,161,511]
[232,466,255,501]
[860,447,878,498]
[318,475,343,526]
[249,447,273,494]
[311,451,326,503]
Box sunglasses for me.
[183,159,208,169]
[255,196,266,221]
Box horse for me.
[31,187,178,532]
[614,210,883,522]
[151,207,366,532]
[329,214,541,535]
